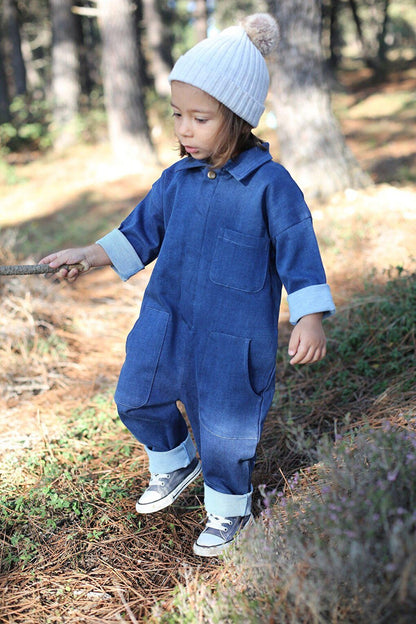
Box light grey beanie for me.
[168,13,279,128]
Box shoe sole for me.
[136,461,202,514]
[193,514,254,557]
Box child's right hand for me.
[39,244,111,282]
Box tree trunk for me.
[50,0,80,149]
[0,43,11,123]
[348,0,375,68]
[97,0,156,165]
[377,0,390,67]
[193,0,208,42]
[269,0,371,199]
[3,0,27,96]
[74,12,93,100]
[328,0,342,68]
[142,0,172,97]
[19,25,46,94]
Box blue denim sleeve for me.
[118,178,165,266]
[274,217,335,324]
[96,175,165,280]
[96,229,144,281]
[265,167,335,324]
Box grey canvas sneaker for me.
[136,457,202,514]
[193,513,254,557]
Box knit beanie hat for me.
[168,13,279,128]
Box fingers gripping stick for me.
[0,262,88,276]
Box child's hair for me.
[179,103,266,169]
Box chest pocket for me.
[210,228,270,293]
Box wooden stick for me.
[0,264,86,276]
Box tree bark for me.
[97,0,156,164]
[142,0,172,97]
[3,0,27,96]
[377,0,390,66]
[328,0,342,68]
[348,0,375,67]
[193,0,208,42]
[74,12,93,99]
[50,0,80,149]
[269,0,371,199]
[0,43,11,123]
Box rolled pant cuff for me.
[204,484,252,517]
[145,434,196,474]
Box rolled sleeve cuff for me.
[96,229,144,281]
[288,284,336,325]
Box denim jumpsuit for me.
[97,145,335,518]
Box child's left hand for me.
[288,313,326,365]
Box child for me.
[40,14,335,557]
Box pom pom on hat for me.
[169,13,279,128]
[241,13,280,57]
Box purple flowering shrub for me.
[221,424,416,624]
[155,424,416,624]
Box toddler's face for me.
[171,81,224,162]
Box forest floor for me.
[0,63,415,622]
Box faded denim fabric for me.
[97,145,335,516]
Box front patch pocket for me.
[198,331,262,440]
[210,228,269,292]
[115,307,169,408]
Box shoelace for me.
[206,514,233,532]
[148,473,170,487]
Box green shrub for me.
[0,96,52,152]
[158,423,416,624]
[274,266,416,434]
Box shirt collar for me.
[224,144,272,181]
[174,144,272,180]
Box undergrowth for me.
[0,232,75,402]
[0,393,137,573]
[152,267,416,624]
[0,248,414,621]
[0,393,212,622]
[157,422,416,624]
[268,265,416,456]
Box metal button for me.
[207,170,217,179]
